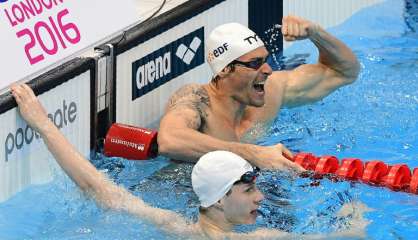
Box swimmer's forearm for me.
[39,121,193,234]
[158,128,259,164]
[38,121,106,193]
[310,26,360,79]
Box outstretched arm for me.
[10,83,195,236]
[157,84,302,170]
[267,15,360,109]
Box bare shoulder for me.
[167,84,209,106]
[268,69,308,108]
[165,83,210,118]
[269,70,291,87]
[265,70,290,103]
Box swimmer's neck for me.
[206,82,247,125]
[199,210,234,235]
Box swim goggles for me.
[230,57,268,70]
[235,166,260,184]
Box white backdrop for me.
[0,71,91,202]
[0,0,138,91]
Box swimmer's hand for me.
[11,84,51,133]
[334,201,372,239]
[281,15,320,41]
[254,144,305,171]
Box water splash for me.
[264,24,284,68]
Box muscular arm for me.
[158,84,301,170]
[158,84,255,162]
[269,16,360,109]
[11,84,196,236]
[40,123,194,234]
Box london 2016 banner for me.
[0,0,139,91]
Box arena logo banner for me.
[0,0,138,91]
[131,27,205,100]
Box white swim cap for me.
[192,151,254,208]
[207,23,265,75]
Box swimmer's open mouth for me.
[253,82,265,92]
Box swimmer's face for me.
[228,46,272,107]
[221,181,264,225]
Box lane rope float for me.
[102,123,418,194]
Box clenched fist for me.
[281,15,320,41]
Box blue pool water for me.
[1,0,418,239]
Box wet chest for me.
[201,112,251,142]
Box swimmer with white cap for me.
[10,85,370,238]
[159,16,360,169]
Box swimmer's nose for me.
[261,62,273,76]
[255,188,265,203]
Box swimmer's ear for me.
[212,199,225,212]
[224,65,233,72]
[218,65,234,77]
